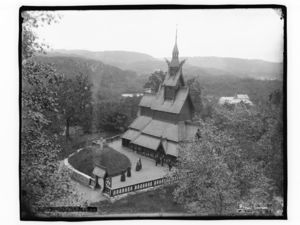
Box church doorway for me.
[156,144,166,166]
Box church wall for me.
[178,99,193,121]
[140,106,153,117]
[153,110,178,122]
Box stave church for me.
[121,32,199,164]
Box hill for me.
[48,49,156,72]
[33,55,146,98]
[185,56,283,80]
[49,49,283,80]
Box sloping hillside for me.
[33,55,146,98]
[186,57,283,80]
[48,50,156,72]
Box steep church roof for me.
[122,29,198,158]
[150,86,190,114]
[163,62,185,87]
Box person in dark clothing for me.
[196,128,201,140]
[168,163,172,171]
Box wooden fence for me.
[105,172,199,197]
[105,177,169,197]
[105,135,121,143]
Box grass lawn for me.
[91,185,189,215]
[68,146,96,177]
[68,145,131,177]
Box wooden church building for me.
[121,32,199,163]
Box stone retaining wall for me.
[64,148,96,188]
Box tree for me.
[56,74,93,139]
[269,89,282,106]
[143,70,166,93]
[21,11,61,60]
[21,11,84,217]
[172,121,240,215]
[172,104,281,215]
[186,77,203,114]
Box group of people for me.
[155,156,173,171]
[136,155,173,171]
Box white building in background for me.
[219,94,253,106]
[144,88,152,94]
[121,93,144,98]
[121,88,153,98]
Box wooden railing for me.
[105,176,178,197]
[104,171,199,197]
[104,135,121,143]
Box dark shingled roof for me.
[124,119,198,157]
[132,134,161,150]
[162,140,179,157]
[150,86,190,114]
[141,119,179,142]
[129,116,152,130]
[163,69,181,86]
[122,129,140,141]
[139,93,155,108]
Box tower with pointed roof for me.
[121,29,198,163]
[168,28,180,71]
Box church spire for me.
[170,27,179,68]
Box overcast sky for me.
[35,9,284,62]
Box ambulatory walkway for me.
[108,139,169,189]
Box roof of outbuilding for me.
[237,94,249,99]
[219,95,253,106]
[92,166,106,178]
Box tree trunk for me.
[66,118,70,140]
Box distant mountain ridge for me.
[185,56,283,80]
[49,49,156,70]
[48,49,283,80]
